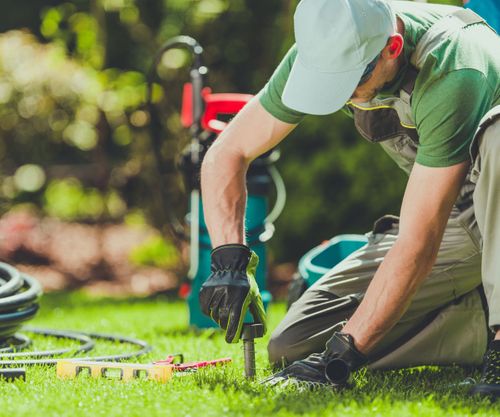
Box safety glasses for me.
[357,54,380,87]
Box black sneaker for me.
[262,353,331,389]
[470,340,500,399]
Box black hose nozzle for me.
[324,358,351,386]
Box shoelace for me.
[481,349,500,384]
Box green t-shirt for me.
[258,2,500,167]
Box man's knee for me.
[267,328,296,368]
[267,291,362,367]
[267,325,314,368]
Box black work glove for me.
[199,244,267,344]
[263,332,367,388]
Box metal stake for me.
[241,324,264,378]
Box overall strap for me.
[411,9,491,68]
[398,66,419,108]
[470,105,500,162]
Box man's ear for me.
[384,34,404,59]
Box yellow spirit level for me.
[56,360,173,383]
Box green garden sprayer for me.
[147,36,286,328]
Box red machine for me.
[181,83,253,134]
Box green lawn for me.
[0,292,499,417]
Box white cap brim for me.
[282,57,365,115]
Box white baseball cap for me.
[282,0,397,115]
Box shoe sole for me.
[469,384,500,399]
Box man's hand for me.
[264,332,367,388]
[199,244,267,343]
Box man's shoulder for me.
[257,44,305,125]
[413,24,500,105]
[394,1,460,34]
[405,1,500,105]
[393,1,459,21]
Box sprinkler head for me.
[242,323,265,341]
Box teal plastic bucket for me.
[298,234,368,287]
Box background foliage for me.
[0,0,461,264]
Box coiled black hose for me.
[0,328,152,366]
[0,262,152,368]
[0,263,42,342]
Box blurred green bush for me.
[129,235,180,269]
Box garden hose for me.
[0,263,41,341]
[0,262,152,369]
[0,328,152,367]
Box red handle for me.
[181,83,253,134]
[181,83,212,128]
[202,93,253,134]
[154,356,232,371]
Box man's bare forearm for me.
[201,144,249,247]
[342,161,470,355]
[199,98,297,249]
[342,238,438,353]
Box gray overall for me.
[268,8,500,369]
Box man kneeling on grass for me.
[198,0,500,398]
